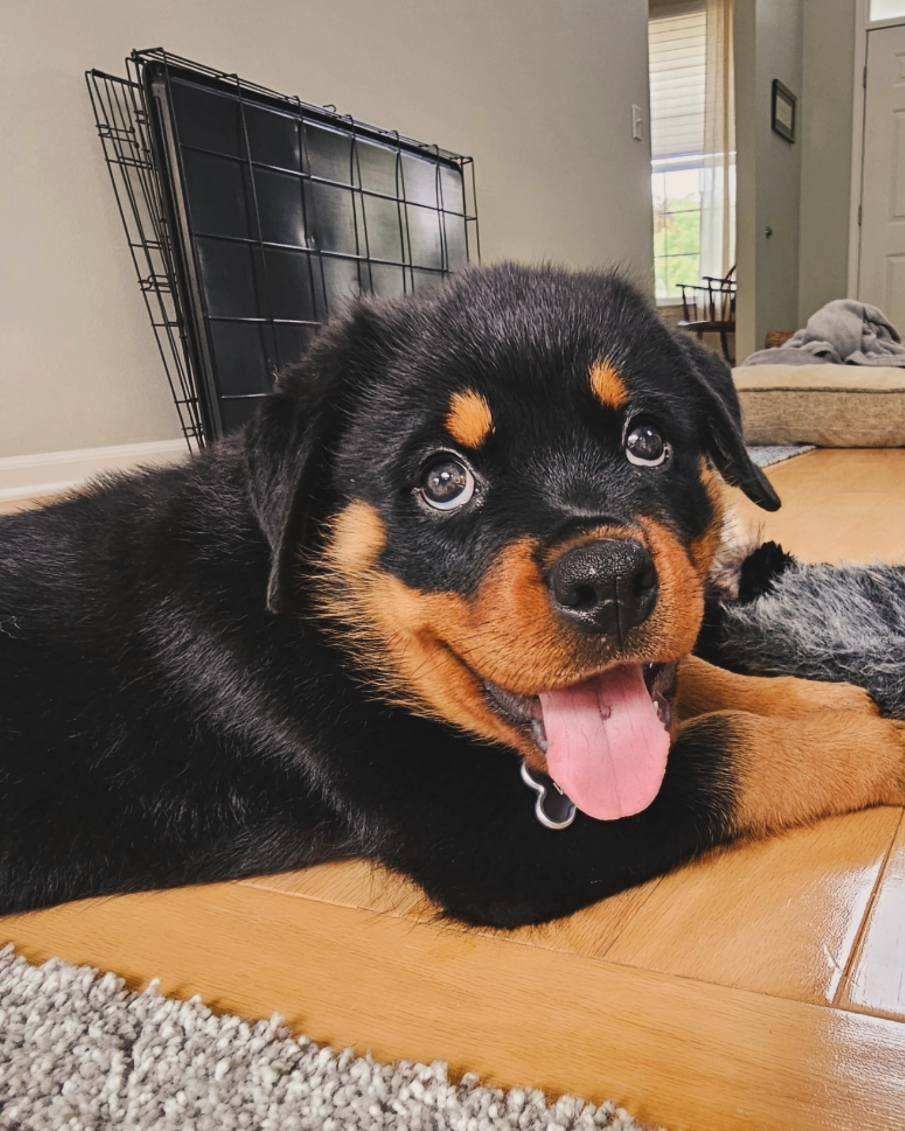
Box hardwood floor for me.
[2,449,904,1129]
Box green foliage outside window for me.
[652,172,702,302]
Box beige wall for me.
[734,0,759,362]
[797,0,855,324]
[736,0,857,356]
[0,0,653,459]
[734,0,803,360]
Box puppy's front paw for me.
[806,679,880,717]
[887,721,905,806]
[775,675,880,718]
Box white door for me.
[860,23,905,329]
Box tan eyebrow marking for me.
[446,389,494,449]
[590,360,630,410]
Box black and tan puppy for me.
[1,265,902,926]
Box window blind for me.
[649,0,706,162]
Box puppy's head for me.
[247,265,778,821]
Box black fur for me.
[736,540,797,604]
[1,264,774,926]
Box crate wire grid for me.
[87,49,480,447]
[87,65,205,449]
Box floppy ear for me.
[244,297,404,613]
[244,381,333,615]
[673,331,781,512]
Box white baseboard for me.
[0,439,189,502]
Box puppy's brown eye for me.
[420,456,476,511]
[625,421,670,468]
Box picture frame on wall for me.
[771,79,796,143]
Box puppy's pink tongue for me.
[539,664,670,820]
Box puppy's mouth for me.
[483,662,677,821]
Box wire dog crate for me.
[87,49,480,447]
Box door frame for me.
[848,0,905,297]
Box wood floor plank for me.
[247,861,664,959]
[734,448,905,564]
[3,882,904,1131]
[604,808,902,1003]
[837,813,905,1021]
[0,493,59,516]
[246,859,430,919]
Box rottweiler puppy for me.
[1,265,902,926]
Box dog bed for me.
[733,363,905,447]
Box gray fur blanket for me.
[743,299,905,368]
[702,544,905,719]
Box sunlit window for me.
[870,0,905,21]
[649,0,735,303]
[652,166,701,301]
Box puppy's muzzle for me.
[547,538,657,639]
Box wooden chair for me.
[678,265,737,364]
[765,329,795,350]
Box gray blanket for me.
[743,299,905,367]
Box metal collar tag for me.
[520,761,576,830]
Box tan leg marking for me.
[687,709,905,834]
[677,655,879,721]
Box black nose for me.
[548,538,657,639]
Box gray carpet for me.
[0,945,640,1130]
[747,443,815,468]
